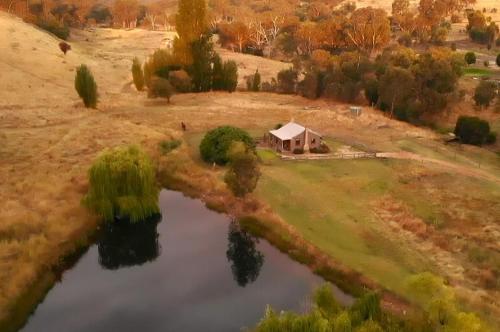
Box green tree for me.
[252,70,261,92]
[464,51,476,65]
[314,284,341,317]
[174,0,207,65]
[277,68,298,94]
[148,77,174,103]
[223,60,238,92]
[189,35,213,92]
[199,126,255,165]
[378,66,414,118]
[412,50,462,115]
[83,145,159,223]
[143,49,180,88]
[212,54,225,91]
[364,77,379,106]
[132,57,144,91]
[473,81,497,108]
[298,71,321,99]
[75,65,98,108]
[454,116,496,145]
[224,142,260,197]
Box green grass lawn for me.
[463,67,493,77]
[397,138,500,175]
[255,158,438,294]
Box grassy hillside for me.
[1,11,499,330]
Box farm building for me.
[268,122,322,153]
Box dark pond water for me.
[21,190,352,332]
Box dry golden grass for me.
[0,11,499,328]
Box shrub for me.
[143,49,180,88]
[310,143,330,154]
[82,145,159,223]
[277,68,298,94]
[159,139,181,154]
[473,81,497,107]
[168,70,192,92]
[199,126,255,165]
[213,56,238,92]
[464,52,476,65]
[212,54,225,91]
[247,70,261,92]
[148,77,174,102]
[223,60,238,92]
[75,64,98,108]
[132,57,144,91]
[450,42,457,51]
[497,54,500,67]
[293,148,304,154]
[261,79,277,92]
[350,292,382,321]
[454,116,495,145]
[224,141,261,197]
[313,284,341,317]
[252,70,261,91]
[36,18,70,40]
[483,60,489,67]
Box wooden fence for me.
[280,152,377,161]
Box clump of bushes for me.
[83,145,159,223]
[454,116,496,145]
[199,126,255,165]
[75,64,98,108]
[36,18,70,40]
[473,81,497,108]
[159,139,181,154]
[464,51,476,65]
[310,143,330,154]
[246,70,261,91]
[132,57,145,91]
[293,148,304,154]
[254,285,389,332]
[148,77,174,102]
[277,68,298,94]
[168,70,192,93]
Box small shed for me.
[268,122,322,153]
[350,106,362,117]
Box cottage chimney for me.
[303,128,310,153]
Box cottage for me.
[268,122,322,153]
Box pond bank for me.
[157,147,413,316]
[19,190,342,331]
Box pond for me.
[20,190,353,332]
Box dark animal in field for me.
[181,122,187,131]
[59,42,71,55]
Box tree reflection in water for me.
[97,214,162,270]
[226,220,264,287]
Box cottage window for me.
[295,139,301,145]
[311,138,316,144]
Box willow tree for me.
[83,145,159,223]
